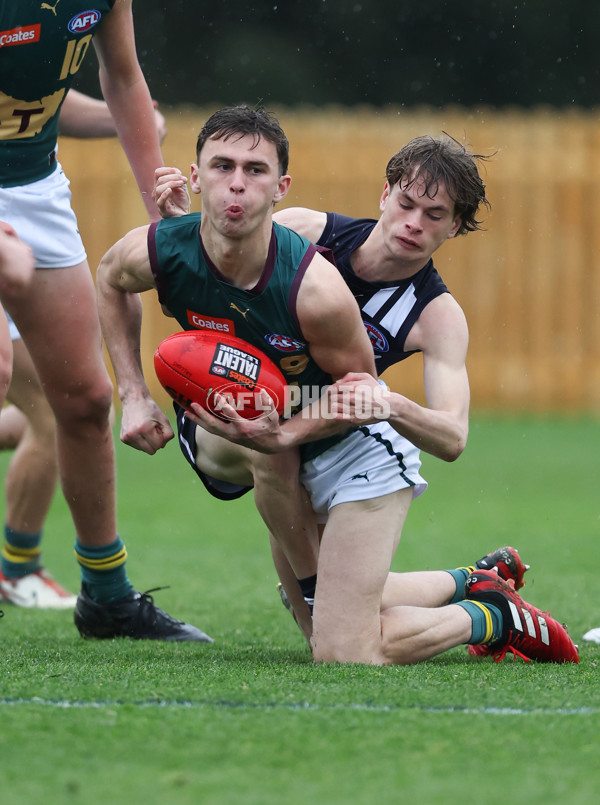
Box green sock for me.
[445,567,475,604]
[2,525,43,577]
[74,536,134,604]
[456,599,504,644]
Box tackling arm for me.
[273,207,328,243]
[281,251,377,446]
[333,293,470,461]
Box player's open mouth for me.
[398,236,419,249]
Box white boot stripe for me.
[522,608,536,637]
[538,615,550,645]
[508,600,523,631]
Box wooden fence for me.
[58,105,600,414]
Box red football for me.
[154,330,287,420]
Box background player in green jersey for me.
[0,1,209,640]
[0,88,166,609]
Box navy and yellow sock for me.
[456,599,504,644]
[2,526,43,578]
[297,573,317,615]
[75,536,134,604]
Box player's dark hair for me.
[385,134,492,235]
[196,105,289,175]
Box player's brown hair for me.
[385,134,492,234]
[196,105,289,176]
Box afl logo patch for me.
[364,322,389,352]
[265,333,305,352]
[68,10,101,34]
[211,365,227,376]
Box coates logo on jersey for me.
[265,333,306,352]
[68,10,101,35]
[364,322,389,353]
[187,311,235,335]
[0,24,41,48]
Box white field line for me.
[0,698,598,715]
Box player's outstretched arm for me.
[59,89,167,142]
[97,227,174,454]
[92,0,164,221]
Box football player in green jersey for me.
[0,89,166,610]
[0,1,209,640]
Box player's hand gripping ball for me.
[154,330,287,420]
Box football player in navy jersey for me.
[0,1,209,640]
[275,135,487,453]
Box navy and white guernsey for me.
[317,213,449,374]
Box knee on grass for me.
[311,625,387,665]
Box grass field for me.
[1,416,599,805]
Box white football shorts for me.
[0,163,86,269]
[300,421,427,520]
[5,312,20,342]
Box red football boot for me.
[474,546,529,590]
[465,570,579,663]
